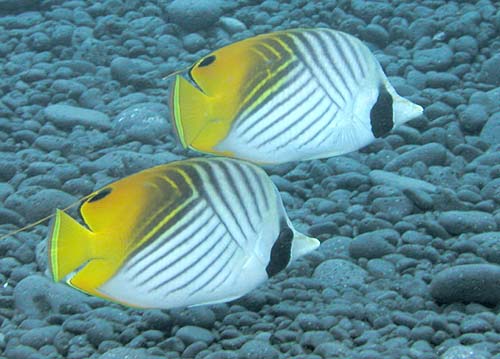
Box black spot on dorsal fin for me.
[370,85,394,138]
[266,221,293,277]
[87,187,112,203]
[198,55,216,67]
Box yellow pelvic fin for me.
[49,209,95,283]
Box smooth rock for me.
[14,275,90,318]
[101,347,164,359]
[470,232,500,264]
[20,188,76,224]
[176,326,215,346]
[430,264,500,305]
[167,0,224,32]
[480,113,500,145]
[478,54,500,86]
[19,326,60,350]
[384,143,448,171]
[349,231,396,259]
[313,259,367,289]
[112,102,170,143]
[438,211,497,235]
[413,46,453,71]
[459,104,489,135]
[238,340,279,359]
[441,345,488,359]
[44,104,111,130]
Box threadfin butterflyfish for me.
[48,157,319,309]
[170,28,423,164]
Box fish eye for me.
[87,188,112,203]
[198,55,216,67]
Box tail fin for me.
[291,231,320,261]
[170,75,212,151]
[393,95,423,126]
[48,209,95,283]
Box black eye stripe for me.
[87,188,112,203]
[198,55,216,67]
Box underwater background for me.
[0,0,499,358]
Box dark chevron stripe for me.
[218,161,256,233]
[256,92,326,148]
[337,31,366,79]
[298,103,336,149]
[290,32,343,110]
[197,161,248,244]
[235,61,300,135]
[134,216,220,286]
[312,30,353,100]
[245,76,315,145]
[149,229,228,293]
[237,67,308,137]
[187,240,237,296]
[207,244,239,293]
[126,201,209,276]
[234,36,298,133]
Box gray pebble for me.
[182,33,207,53]
[113,102,170,143]
[170,306,216,328]
[239,340,279,359]
[87,319,116,347]
[318,236,351,258]
[470,232,500,264]
[157,34,183,58]
[313,259,367,289]
[3,345,40,359]
[413,46,453,71]
[14,275,90,318]
[372,196,414,220]
[176,326,215,346]
[430,264,500,305]
[0,159,17,181]
[480,113,500,145]
[327,156,370,175]
[101,347,164,359]
[441,345,488,359]
[44,104,111,131]
[384,143,448,171]
[182,342,208,358]
[12,188,76,224]
[438,211,497,235]
[19,325,60,349]
[204,351,238,359]
[110,57,154,85]
[34,135,72,152]
[220,16,247,34]
[349,231,395,259]
[459,104,489,135]
[167,0,224,32]
[143,310,172,332]
[478,54,500,86]
[366,258,396,277]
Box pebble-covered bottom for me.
[1,0,500,358]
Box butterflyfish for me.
[48,157,319,309]
[170,28,423,164]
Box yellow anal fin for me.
[49,209,95,283]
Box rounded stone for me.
[176,326,215,346]
[313,259,367,289]
[438,211,497,235]
[167,0,224,32]
[430,264,500,306]
[349,231,395,259]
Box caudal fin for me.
[291,231,320,261]
[48,209,94,283]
